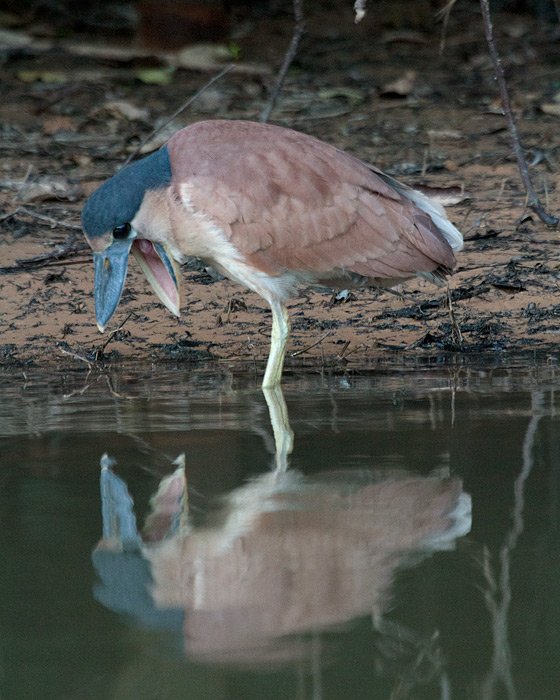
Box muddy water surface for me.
[1,362,559,700]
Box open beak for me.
[93,238,181,333]
[93,239,134,332]
[131,240,181,318]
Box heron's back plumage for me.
[167,120,461,290]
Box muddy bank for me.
[2,2,560,371]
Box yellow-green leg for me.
[262,300,290,388]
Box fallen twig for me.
[18,233,85,265]
[98,312,134,356]
[291,331,332,357]
[0,258,92,274]
[480,0,559,227]
[335,341,364,360]
[464,229,505,241]
[0,230,89,274]
[123,64,235,166]
[0,205,82,230]
[0,206,86,271]
[260,0,306,123]
[17,206,83,230]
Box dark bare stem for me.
[480,0,559,226]
[447,282,463,348]
[553,0,560,24]
[100,312,133,353]
[123,64,235,167]
[260,0,306,124]
[436,0,458,54]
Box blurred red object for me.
[138,0,230,50]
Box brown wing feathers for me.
[168,121,456,281]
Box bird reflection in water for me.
[93,442,471,670]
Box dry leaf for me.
[317,87,365,106]
[71,154,93,168]
[410,184,472,207]
[168,43,232,71]
[427,129,463,141]
[64,41,154,61]
[381,30,427,44]
[0,27,52,51]
[18,70,67,84]
[18,178,83,203]
[135,68,175,85]
[42,116,75,135]
[486,97,505,114]
[541,103,560,118]
[502,23,528,39]
[168,43,270,74]
[468,53,493,70]
[379,71,416,97]
[104,101,150,121]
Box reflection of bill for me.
[92,454,471,666]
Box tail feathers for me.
[405,187,463,253]
[374,169,464,254]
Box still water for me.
[1,361,559,700]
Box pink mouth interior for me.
[133,239,178,306]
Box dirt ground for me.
[2,1,560,374]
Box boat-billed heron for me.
[81,120,463,386]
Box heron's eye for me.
[113,223,131,240]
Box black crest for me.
[81,145,172,238]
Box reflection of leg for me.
[262,300,290,388]
[262,385,294,472]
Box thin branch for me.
[291,331,332,357]
[123,64,235,166]
[0,208,20,224]
[480,0,559,227]
[436,0,458,54]
[260,0,306,124]
[5,206,82,230]
[98,312,133,354]
[447,282,463,348]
